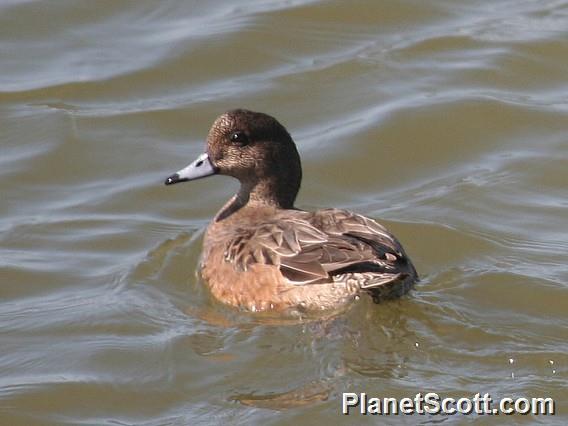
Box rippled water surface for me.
[1,1,567,424]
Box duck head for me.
[165,109,302,209]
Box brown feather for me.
[221,208,415,287]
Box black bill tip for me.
[165,173,181,185]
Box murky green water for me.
[1,1,567,424]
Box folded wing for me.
[224,209,413,286]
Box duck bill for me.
[164,152,217,185]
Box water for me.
[1,0,567,424]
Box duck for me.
[165,109,417,313]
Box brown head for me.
[165,109,302,210]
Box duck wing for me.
[223,209,414,286]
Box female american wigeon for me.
[165,109,417,313]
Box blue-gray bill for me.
[165,152,217,185]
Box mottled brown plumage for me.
[165,109,417,313]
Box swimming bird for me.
[165,109,417,313]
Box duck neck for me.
[215,174,300,222]
[240,175,299,209]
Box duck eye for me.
[230,131,248,145]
